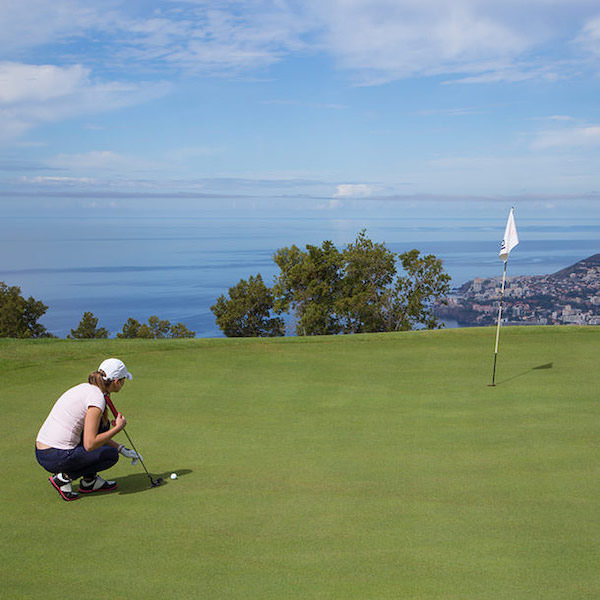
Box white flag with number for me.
[499,208,519,262]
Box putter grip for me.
[104,394,119,419]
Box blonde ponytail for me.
[88,370,111,426]
[88,369,110,394]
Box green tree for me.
[0,282,52,338]
[273,232,451,335]
[273,240,344,335]
[213,232,451,337]
[117,315,195,339]
[169,322,196,338]
[68,312,109,339]
[146,315,171,338]
[116,317,142,338]
[136,323,156,338]
[337,230,397,333]
[390,250,452,331]
[211,274,284,337]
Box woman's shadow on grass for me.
[111,469,193,495]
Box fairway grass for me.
[2,327,599,599]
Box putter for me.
[104,394,164,488]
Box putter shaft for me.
[104,393,162,487]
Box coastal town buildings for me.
[436,254,600,327]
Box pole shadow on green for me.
[493,361,554,386]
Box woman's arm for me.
[83,406,127,451]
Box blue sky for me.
[2,0,600,221]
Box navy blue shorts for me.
[36,444,119,480]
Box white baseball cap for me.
[98,358,133,381]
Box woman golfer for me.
[35,358,141,501]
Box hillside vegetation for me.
[2,327,599,599]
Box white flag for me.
[499,208,519,262]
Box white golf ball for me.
[170,472,178,480]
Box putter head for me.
[150,477,164,488]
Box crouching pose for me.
[35,358,141,501]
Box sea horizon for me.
[1,214,598,338]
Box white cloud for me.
[0,62,171,141]
[445,62,566,84]
[21,176,98,185]
[334,183,378,197]
[0,0,598,155]
[574,14,600,56]
[0,63,90,103]
[0,0,106,55]
[45,150,162,174]
[83,1,313,75]
[531,125,600,149]
[313,1,529,83]
[1,0,599,86]
[160,11,306,73]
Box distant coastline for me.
[2,216,599,337]
[436,254,600,327]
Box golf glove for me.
[120,446,143,466]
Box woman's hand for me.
[120,446,143,465]
[114,412,127,432]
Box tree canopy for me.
[212,231,451,337]
[0,282,52,338]
[273,241,343,335]
[211,274,285,337]
[0,281,196,339]
[68,312,109,339]
[116,315,195,339]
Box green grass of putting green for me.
[2,326,600,599]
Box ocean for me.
[1,214,598,337]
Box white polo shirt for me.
[36,383,106,449]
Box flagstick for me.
[489,260,508,386]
